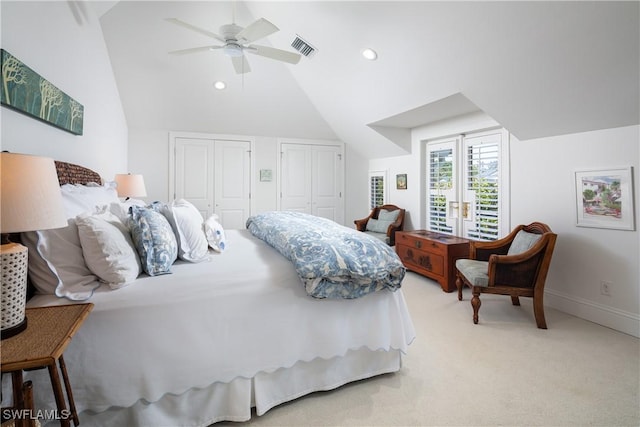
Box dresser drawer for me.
[397,233,447,255]
[396,244,445,276]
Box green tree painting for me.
[1,49,83,135]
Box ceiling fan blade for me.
[247,45,301,65]
[231,55,251,74]
[168,46,222,55]
[165,18,225,43]
[235,18,278,44]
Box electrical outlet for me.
[600,281,612,296]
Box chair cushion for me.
[507,230,542,255]
[455,259,489,287]
[366,218,393,233]
[378,209,400,222]
[363,230,389,244]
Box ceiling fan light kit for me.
[166,16,302,74]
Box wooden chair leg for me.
[511,295,520,306]
[471,289,481,324]
[456,275,464,301]
[21,381,36,427]
[533,292,547,329]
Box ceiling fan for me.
[165,16,302,74]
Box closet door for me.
[280,144,312,214]
[280,142,344,224]
[214,140,251,229]
[173,136,251,229]
[312,145,343,224]
[174,137,214,219]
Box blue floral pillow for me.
[129,206,178,276]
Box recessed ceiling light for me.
[214,81,226,90]
[362,48,378,60]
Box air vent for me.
[291,35,317,58]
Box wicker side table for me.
[1,303,93,427]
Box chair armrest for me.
[385,223,402,245]
[486,234,556,288]
[354,218,368,231]
[384,210,405,246]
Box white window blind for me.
[369,171,386,209]
[428,148,453,233]
[465,140,500,240]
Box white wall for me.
[0,1,128,177]
[345,144,370,227]
[511,125,639,337]
[370,118,640,337]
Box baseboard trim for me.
[545,289,640,338]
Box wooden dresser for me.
[396,230,471,292]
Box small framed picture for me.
[396,174,407,190]
[259,169,272,182]
[574,166,635,230]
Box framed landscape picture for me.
[574,167,635,231]
[396,174,407,190]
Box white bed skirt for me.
[26,347,402,427]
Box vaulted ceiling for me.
[98,1,639,159]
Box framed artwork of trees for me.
[1,49,83,135]
[575,167,635,231]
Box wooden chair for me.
[354,204,405,246]
[455,222,557,329]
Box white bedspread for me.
[25,229,416,415]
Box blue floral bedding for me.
[246,211,405,299]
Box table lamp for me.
[1,153,67,339]
[114,173,147,200]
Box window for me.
[369,171,387,209]
[425,129,509,240]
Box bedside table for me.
[396,230,470,292]
[1,303,93,427]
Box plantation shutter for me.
[462,131,504,240]
[369,171,386,209]
[428,147,454,234]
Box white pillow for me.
[160,200,209,262]
[76,211,141,289]
[204,215,226,252]
[21,220,101,300]
[105,199,146,226]
[61,182,119,218]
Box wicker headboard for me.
[54,160,102,186]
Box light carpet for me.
[217,272,640,426]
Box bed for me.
[2,161,415,426]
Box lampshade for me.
[1,152,67,339]
[0,152,67,233]
[114,173,147,198]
